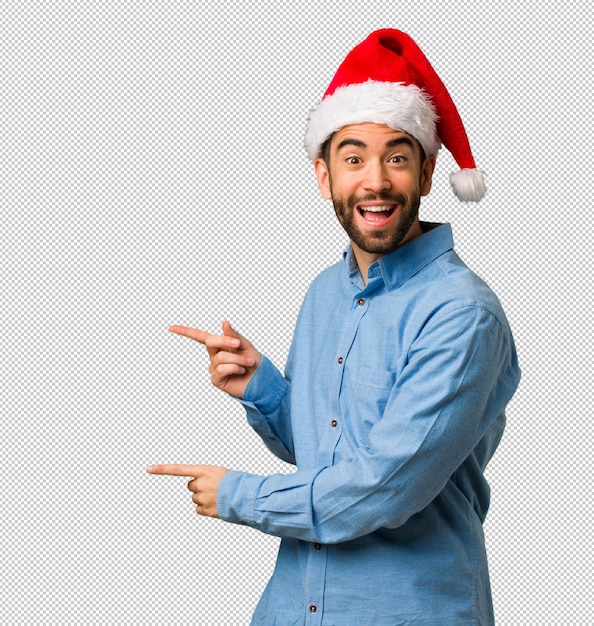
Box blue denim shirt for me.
[217,222,520,625]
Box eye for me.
[388,155,407,164]
[346,156,362,165]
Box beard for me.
[331,190,421,256]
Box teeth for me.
[360,205,393,212]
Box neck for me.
[351,220,424,285]
[350,245,380,286]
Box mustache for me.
[347,192,408,209]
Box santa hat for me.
[304,29,486,202]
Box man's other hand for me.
[169,321,261,398]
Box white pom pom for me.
[449,169,486,202]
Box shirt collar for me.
[342,222,454,290]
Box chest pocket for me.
[349,365,396,432]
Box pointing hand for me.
[169,321,261,398]
[147,463,230,518]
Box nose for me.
[363,160,391,193]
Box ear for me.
[420,154,436,197]
[314,157,333,200]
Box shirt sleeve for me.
[238,355,295,464]
[218,303,520,544]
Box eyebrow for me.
[336,136,415,151]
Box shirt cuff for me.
[241,355,287,415]
[217,470,263,527]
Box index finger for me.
[169,324,241,350]
[168,325,211,345]
[146,464,205,477]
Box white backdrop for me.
[2,1,592,624]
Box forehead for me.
[331,123,418,151]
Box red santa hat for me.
[304,29,486,202]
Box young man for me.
[148,29,520,624]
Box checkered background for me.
[2,1,592,624]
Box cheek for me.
[327,168,359,193]
[395,170,419,189]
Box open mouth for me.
[357,205,396,226]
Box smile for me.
[357,204,396,226]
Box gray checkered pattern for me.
[2,1,592,624]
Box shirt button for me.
[331,419,338,428]
[337,357,343,364]
[309,605,317,613]
[314,543,321,550]
[358,298,365,306]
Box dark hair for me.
[419,144,427,165]
[319,135,333,164]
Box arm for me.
[239,355,295,463]
[217,304,520,543]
